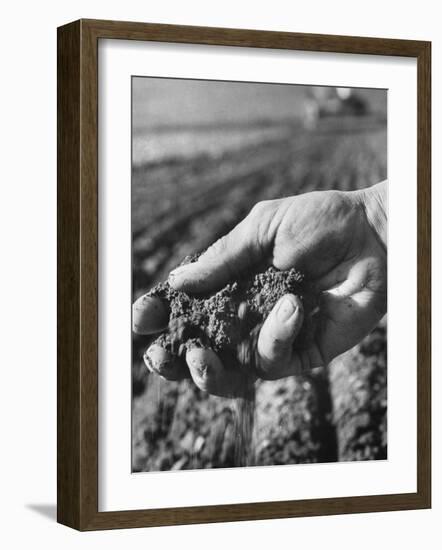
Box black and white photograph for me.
[131,77,388,472]
[0,0,436,542]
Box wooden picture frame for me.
[57,18,431,531]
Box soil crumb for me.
[147,255,320,374]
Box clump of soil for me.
[146,255,320,374]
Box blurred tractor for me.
[303,87,369,129]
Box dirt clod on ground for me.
[146,256,320,374]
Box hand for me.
[133,181,387,397]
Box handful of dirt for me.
[142,256,320,375]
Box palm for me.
[263,190,387,365]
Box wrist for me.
[354,181,388,249]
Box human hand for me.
[133,181,387,397]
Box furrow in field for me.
[132,120,388,472]
[132,128,386,294]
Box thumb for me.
[256,294,304,380]
[168,218,262,294]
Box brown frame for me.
[57,18,431,531]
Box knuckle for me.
[250,200,273,218]
[202,235,229,261]
[249,200,281,250]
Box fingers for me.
[145,344,252,396]
[186,347,252,398]
[256,294,324,379]
[132,294,169,334]
[168,216,262,295]
[139,291,324,390]
[143,344,189,381]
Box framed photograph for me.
[57,19,431,530]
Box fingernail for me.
[168,264,190,282]
[186,350,210,377]
[132,295,169,334]
[143,348,156,373]
[144,344,184,380]
[276,296,298,323]
[186,348,223,385]
[144,344,171,374]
